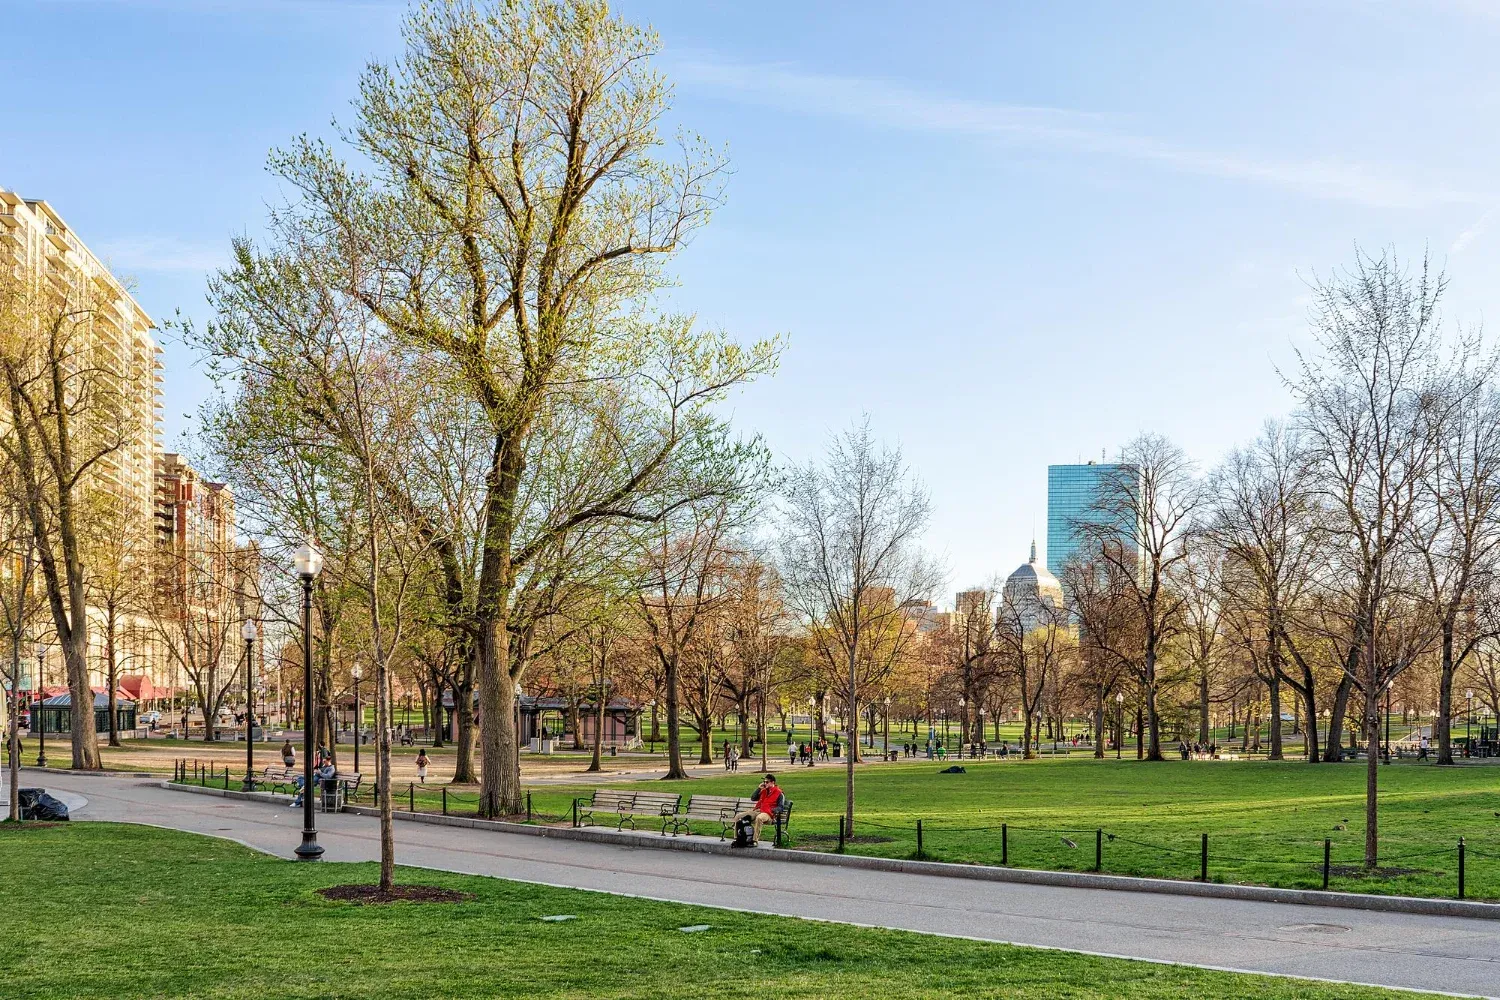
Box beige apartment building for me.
[2,190,242,707]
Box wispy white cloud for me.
[673,55,1489,210]
[96,237,227,274]
[1450,205,1499,254]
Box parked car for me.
[140,711,162,727]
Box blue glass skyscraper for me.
[1046,462,1138,577]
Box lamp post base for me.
[35,752,46,767]
[294,831,324,860]
[241,776,257,793]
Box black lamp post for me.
[241,620,258,791]
[1115,691,1124,760]
[34,644,46,767]
[1466,688,1474,750]
[351,663,362,775]
[294,540,324,861]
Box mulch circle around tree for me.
[317,884,474,905]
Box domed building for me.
[1002,541,1065,630]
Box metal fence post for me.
[1200,833,1208,882]
[442,786,448,816]
[1323,838,1331,890]
[1002,823,1008,866]
[1095,828,1102,872]
[838,815,846,854]
[408,782,415,812]
[916,819,924,859]
[1459,837,1466,900]
[526,791,533,823]
[572,797,579,828]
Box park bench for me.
[578,789,682,834]
[671,794,754,838]
[258,765,297,793]
[670,794,795,840]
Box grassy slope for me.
[0,822,1441,1000]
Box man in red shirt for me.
[734,774,783,846]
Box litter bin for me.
[319,778,341,812]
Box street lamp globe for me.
[241,620,257,643]
[351,663,362,682]
[1467,689,1475,701]
[1115,692,1124,705]
[883,696,891,707]
[294,540,324,579]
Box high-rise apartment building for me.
[1,191,248,698]
[0,192,163,531]
[1046,462,1140,577]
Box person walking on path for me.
[281,740,296,769]
[415,749,430,784]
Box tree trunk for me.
[587,691,605,773]
[568,697,585,751]
[696,708,712,765]
[1267,674,1284,761]
[8,649,20,820]
[1437,626,1456,765]
[1326,671,1355,762]
[1093,693,1105,758]
[662,650,687,780]
[1364,685,1381,869]
[453,672,477,783]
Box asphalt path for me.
[10,769,1500,998]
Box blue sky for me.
[7,0,1500,596]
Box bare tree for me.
[1409,380,1500,764]
[1210,421,1325,760]
[1074,434,1202,761]
[779,418,940,834]
[1289,247,1452,868]
[994,591,1071,759]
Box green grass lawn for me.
[171,753,1500,900]
[0,822,1444,1000]
[512,757,1500,900]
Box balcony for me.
[0,212,18,229]
[46,230,69,253]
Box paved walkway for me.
[10,769,1500,998]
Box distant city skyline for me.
[9,0,1500,598]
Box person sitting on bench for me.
[733,773,784,845]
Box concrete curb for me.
[159,781,1500,921]
[159,781,294,805]
[21,765,157,778]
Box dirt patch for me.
[795,833,895,845]
[1326,865,1425,879]
[0,821,69,831]
[317,884,474,905]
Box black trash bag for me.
[18,787,69,821]
[939,765,967,774]
[731,813,756,848]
